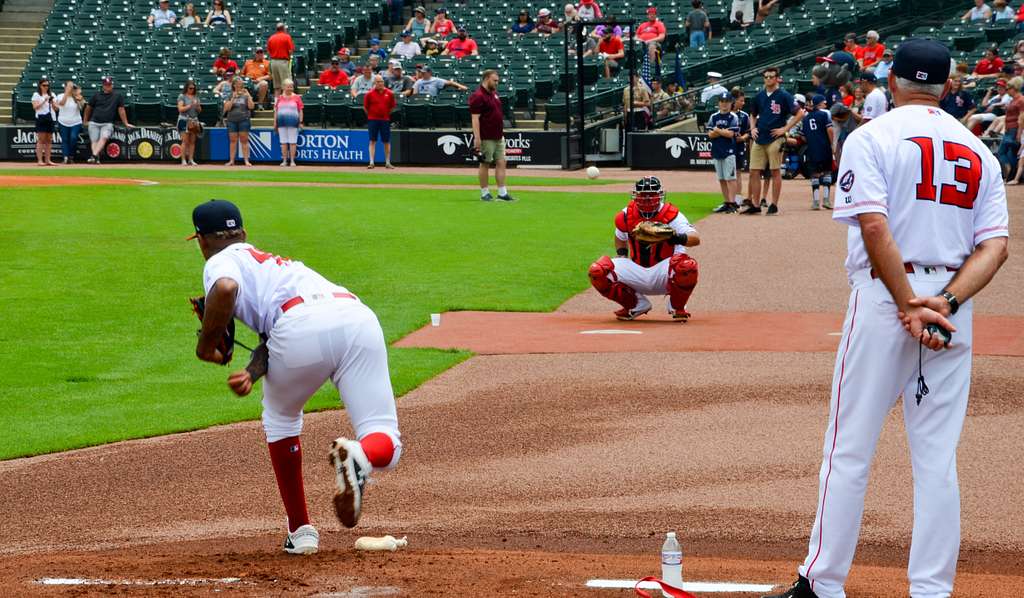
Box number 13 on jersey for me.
[906,136,982,210]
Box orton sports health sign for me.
[206,128,395,163]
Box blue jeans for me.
[59,123,82,159]
[689,30,706,49]
[997,130,1019,176]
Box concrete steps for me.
[0,2,47,124]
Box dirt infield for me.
[0,175,145,187]
[0,166,1021,597]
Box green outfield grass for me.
[0,181,718,459]
[0,167,623,187]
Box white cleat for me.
[283,524,319,555]
[614,296,653,321]
[328,437,372,528]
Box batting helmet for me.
[632,176,665,219]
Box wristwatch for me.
[940,291,959,315]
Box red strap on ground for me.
[634,576,697,598]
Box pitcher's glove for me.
[631,221,676,244]
[189,295,235,365]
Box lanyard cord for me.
[915,342,929,406]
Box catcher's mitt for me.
[189,295,235,365]
[631,221,675,244]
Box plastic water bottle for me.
[660,531,683,597]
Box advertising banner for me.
[206,128,394,163]
[402,130,563,165]
[0,126,169,162]
[628,133,719,170]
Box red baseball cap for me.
[646,6,657,13]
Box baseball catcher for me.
[589,176,700,321]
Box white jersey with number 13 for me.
[832,104,1009,279]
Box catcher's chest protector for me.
[617,201,680,267]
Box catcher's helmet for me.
[632,176,665,219]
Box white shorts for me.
[713,155,737,180]
[612,256,672,297]
[260,297,401,458]
[278,127,299,144]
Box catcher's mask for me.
[632,176,665,219]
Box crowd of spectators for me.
[961,0,1024,30]
[147,0,234,28]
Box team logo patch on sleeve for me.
[839,170,855,193]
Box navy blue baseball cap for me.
[860,71,877,83]
[717,92,733,102]
[892,38,951,85]
[188,199,243,239]
[811,93,826,106]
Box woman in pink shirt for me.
[430,8,455,40]
[274,79,304,167]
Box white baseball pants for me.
[612,256,670,298]
[799,266,973,598]
[260,296,402,467]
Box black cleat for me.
[740,205,762,215]
[497,193,516,202]
[480,193,493,201]
[761,576,819,598]
[713,202,733,213]
[766,203,779,215]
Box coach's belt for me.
[281,292,357,313]
[870,263,959,279]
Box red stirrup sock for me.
[360,432,395,469]
[267,436,310,532]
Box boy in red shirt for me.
[363,75,396,169]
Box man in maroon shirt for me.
[469,70,512,201]
[363,75,396,169]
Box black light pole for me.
[563,20,635,169]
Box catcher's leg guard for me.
[667,254,699,315]
[589,256,639,310]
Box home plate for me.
[579,329,644,335]
[586,579,774,593]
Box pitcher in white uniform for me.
[764,39,1009,598]
[191,199,402,555]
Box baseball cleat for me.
[328,437,371,528]
[766,204,779,215]
[740,205,762,215]
[497,193,516,202]
[480,192,494,201]
[713,202,733,213]
[822,198,832,210]
[283,524,319,555]
[671,309,691,322]
[614,296,652,321]
[760,576,819,598]
[811,199,820,210]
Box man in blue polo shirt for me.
[743,66,804,215]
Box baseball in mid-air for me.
[586,166,600,179]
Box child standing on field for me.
[707,93,740,212]
[732,87,751,206]
[801,94,835,210]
